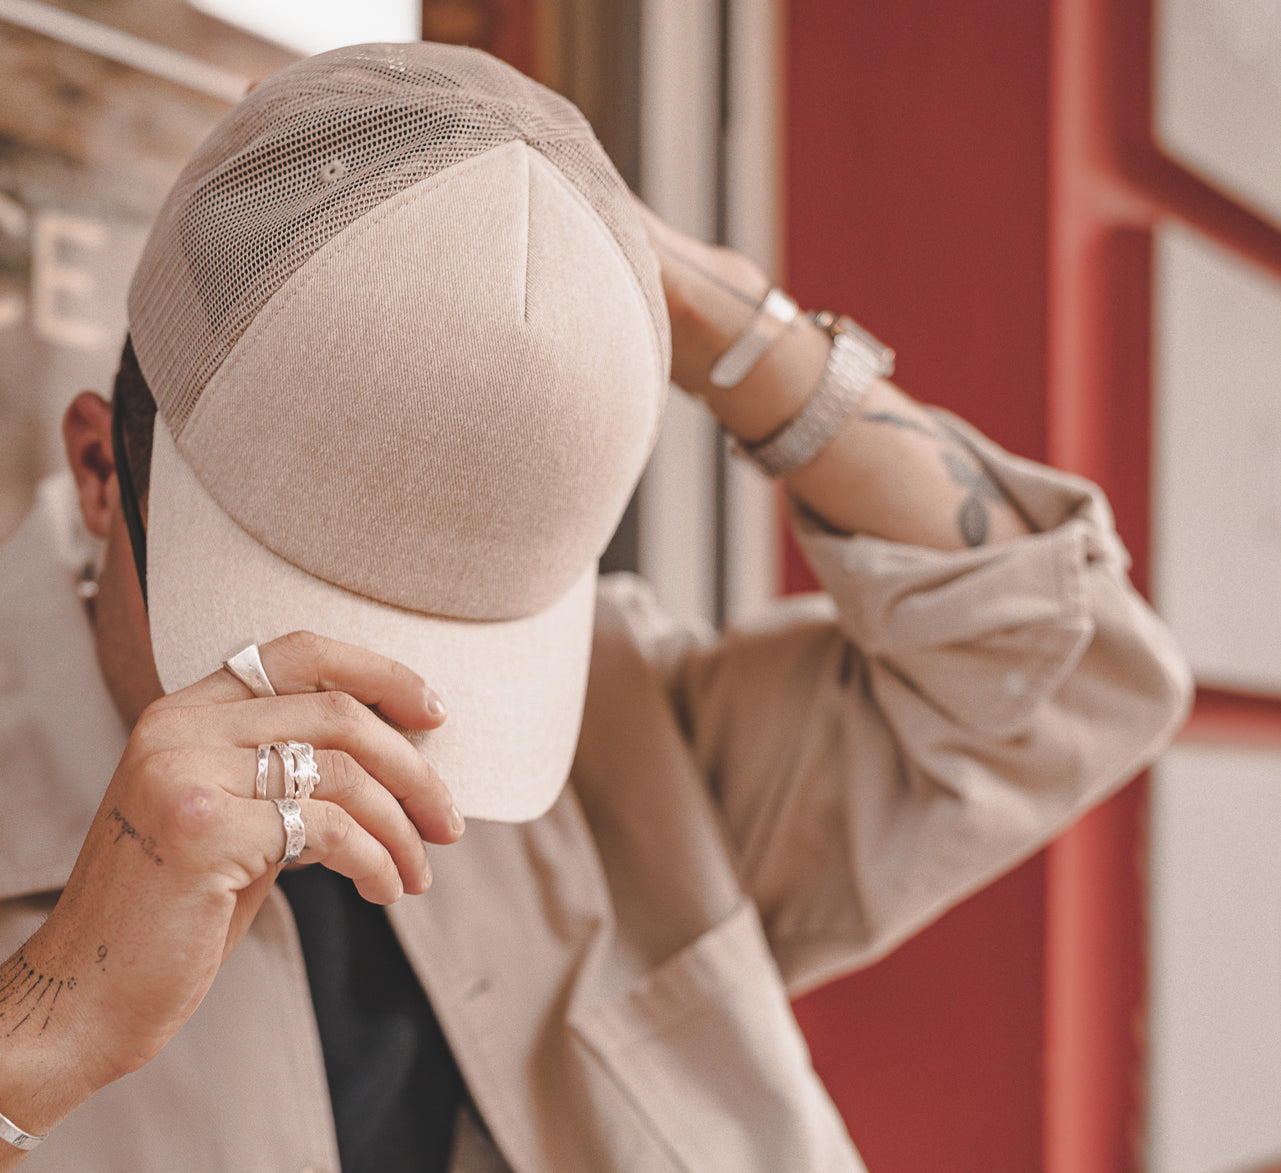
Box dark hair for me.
[111,335,157,498]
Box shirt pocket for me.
[570,900,865,1172]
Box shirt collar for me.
[0,475,129,899]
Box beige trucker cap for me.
[127,42,670,821]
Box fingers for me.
[164,776,421,905]
[137,632,462,903]
[249,692,459,843]
[265,632,448,731]
[176,631,448,733]
[151,629,461,834]
[248,794,408,905]
[216,745,433,894]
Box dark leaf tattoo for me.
[941,449,1004,547]
[856,408,1007,547]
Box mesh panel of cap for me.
[128,41,668,435]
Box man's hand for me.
[632,201,774,402]
[0,632,460,1161]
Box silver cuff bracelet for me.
[0,1105,46,1151]
[709,287,799,388]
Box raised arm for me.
[638,205,1031,549]
[625,207,1192,994]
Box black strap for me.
[277,867,464,1172]
[111,399,149,611]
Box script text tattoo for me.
[107,805,164,866]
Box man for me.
[0,41,1189,1172]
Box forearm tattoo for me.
[942,448,1005,547]
[858,409,1006,547]
[0,948,77,1036]
[859,409,938,439]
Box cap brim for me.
[146,420,594,823]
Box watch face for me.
[831,315,896,377]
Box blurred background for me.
[1,1,1279,1170]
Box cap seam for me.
[519,145,532,324]
[527,147,666,395]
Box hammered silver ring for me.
[273,797,305,865]
[255,742,319,802]
[286,741,319,800]
[271,741,299,799]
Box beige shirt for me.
[0,419,1192,1172]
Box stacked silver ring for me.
[254,741,319,801]
[254,744,272,799]
[268,741,319,801]
[229,645,315,867]
[254,740,319,864]
[284,741,319,800]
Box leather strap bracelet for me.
[741,311,895,478]
[0,1105,45,1151]
[708,287,799,388]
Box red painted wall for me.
[420,1,537,76]
[784,4,1056,1170]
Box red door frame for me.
[788,1,1281,1171]
[1045,1,1281,1171]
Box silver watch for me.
[742,312,894,478]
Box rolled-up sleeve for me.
[664,413,1193,997]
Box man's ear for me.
[62,391,118,539]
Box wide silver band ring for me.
[224,644,277,698]
[273,797,305,865]
[254,745,271,799]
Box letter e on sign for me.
[32,210,109,352]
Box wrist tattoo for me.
[858,409,940,439]
[0,949,76,1036]
[107,806,164,866]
